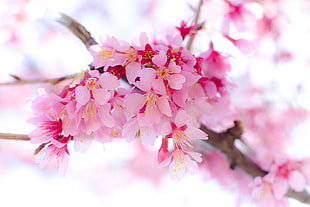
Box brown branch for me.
[186,0,204,51]
[201,121,267,177]
[201,121,310,204]
[55,13,98,49]
[0,72,80,86]
[0,133,30,141]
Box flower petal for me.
[123,93,145,114]
[158,96,172,117]
[100,73,120,89]
[152,50,167,66]
[185,127,208,140]
[288,171,306,192]
[167,74,185,90]
[93,88,111,105]
[75,86,90,110]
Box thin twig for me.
[55,13,98,49]
[0,133,30,141]
[186,0,204,51]
[0,72,80,86]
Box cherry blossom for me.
[250,176,289,207]
[267,155,307,199]
[34,136,70,175]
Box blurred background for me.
[1,0,310,206]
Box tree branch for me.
[200,121,310,204]
[55,13,98,49]
[0,133,30,141]
[186,0,204,51]
[0,72,80,86]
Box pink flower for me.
[90,34,140,69]
[122,114,159,146]
[29,117,63,144]
[161,149,202,179]
[133,50,186,95]
[224,34,255,54]
[175,20,198,40]
[164,110,208,150]
[268,155,307,199]
[61,71,120,151]
[152,50,186,94]
[29,88,64,120]
[250,176,289,207]
[89,35,119,68]
[123,90,172,125]
[137,43,158,65]
[34,136,70,175]
[28,89,64,144]
[196,42,231,79]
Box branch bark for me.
[186,0,204,51]
[55,13,98,49]
[0,72,80,86]
[0,133,30,141]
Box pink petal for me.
[275,154,287,166]
[272,178,288,199]
[152,50,167,66]
[100,104,115,128]
[144,107,161,124]
[288,171,306,192]
[93,88,111,105]
[187,151,203,163]
[168,61,181,73]
[152,78,166,95]
[139,127,157,146]
[123,93,145,114]
[182,71,200,87]
[167,74,185,89]
[138,32,149,48]
[74,133,92,153]
[204,81,217,98]
[175,110,191,127]
[157,96,172,117]
[125,62,141,84]
[100,73,120,89]
[75,86,90,110]
[185,127,208,140]
[135,68,156,91]
[122,119,138,142]
[172,90,187,107]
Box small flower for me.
[268,155,307,199]
[176,20,198,40]
[34,136,70,175]
[250,176,289,207]
[122,114,158,146]
[167,149,202,179]
[197,42,231,79]
[164,110,208,150]
[123,90,172,125]
[137,43,158,65]
[28,117,63,144]
[28,89,64,144]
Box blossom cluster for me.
[28,24,233,178]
